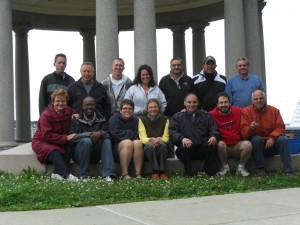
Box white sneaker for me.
[66,174,79,181]
[51,173,64,180]
[103,176,112,182]
[236,166,250,177]
[217,167,230,176]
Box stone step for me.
[1,143,300,177]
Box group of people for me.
[32,53,294,182]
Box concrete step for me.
[1,142,300,177]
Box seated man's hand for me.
[265,138,274,149]
[208,136,217,146]
[182,138,193,148]
[91,131,101,143]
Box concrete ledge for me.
[1,143,300,177]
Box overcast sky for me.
[22,0,300,123]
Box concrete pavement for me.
[1,188,300,225]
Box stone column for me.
[80,29,96,69]
[258,0,267,91]
[191,22,209,75]
[0,0,17,149]
[134,0,157,80]
[96,0,118,81]
[244,0,264,86]
[224,0,246,77]
[14,26,32,143]
[168,25,188,74]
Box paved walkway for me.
[1,188,300,225]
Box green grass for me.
[0,169,299,212]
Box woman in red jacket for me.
[32,89,78,181]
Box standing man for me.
[169,93,220,177]
[210,92,252,177]
[159,57,194,158]
[193,56,226,112]
[39,53,75,115]
[159,57,194,118]
[101,58,132,116]
[240,90,294,176]
[69,96,116,181]
[68,62,111,120]
[226,57,264,108]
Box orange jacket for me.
[240,104,285,141]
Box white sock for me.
[223,164,229,169]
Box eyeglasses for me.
[121,107,133,111]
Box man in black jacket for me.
[159,57,194,158]
[169,93,220,177]
[69,96,116,181]
[39,53,75,115]
[68,62,111,120]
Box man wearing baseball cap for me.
[193,56,227,112]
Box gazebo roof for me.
[12,0,224,30]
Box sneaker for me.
[217,167,230,176]
[66,174,79,181]
[285,171,295,176]
[236,166,250,177]
[103,176,113,182]
[51,173,64,180]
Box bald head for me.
[252,90,266,110]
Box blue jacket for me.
[108,112,139,143]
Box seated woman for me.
[138,99,169,179]
[109,99,144,180]
[32,89,78,181]
[125,64,167,117]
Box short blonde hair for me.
[51,89,68,103]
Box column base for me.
[0,142,19,150]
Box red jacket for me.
[240,104,285,141]
[32,105,74,163]
[210,106,242,145]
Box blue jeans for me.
[251,135,293,172]
[73,138,116,178]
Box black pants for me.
[46,148,72,178]
[176,143,219,176]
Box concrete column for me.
[0,0,17,149]
[244,0,264,86]
[134,0,157,80]
[191,22,209,75]
[168,25,188,74]
[258,0,267,91]
[224,0,246,77]
[14,26,32,143]
[80,29,96,69]
[96,0,118,81]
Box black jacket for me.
[159,74,195,117]
[39,72,75,115]
[68,78,111,120]
[169,110,220,146]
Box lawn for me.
[0,169,299,212]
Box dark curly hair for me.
[133,64,156,87]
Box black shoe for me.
[256,168,266,176]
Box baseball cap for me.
[203,56,216,64]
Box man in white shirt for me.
[102,58,132,116]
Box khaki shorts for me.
[226,141,246,159]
